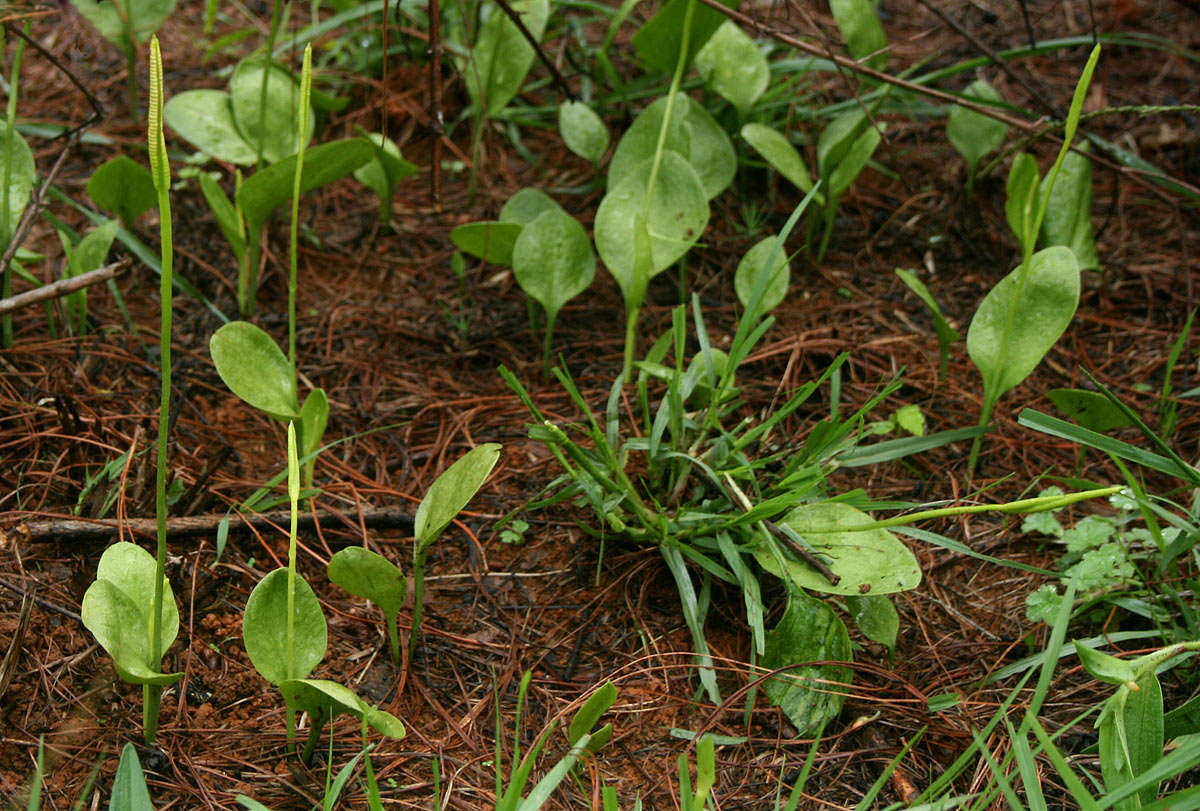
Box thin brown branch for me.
[0,258,128,315]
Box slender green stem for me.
[120,0,139,121]
[257,1,284,169]
[1,23,26,349]
[541,310,557,378]
[286,422,299,742]
[409,548,426,656]
[300,716,323,764]
[289,45,313,391]
[146,36,173,745]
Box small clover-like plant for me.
[410,443,502,653]
[209,320,329,486]
[327,547,407,665]
[86,156,157,229]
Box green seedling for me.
[694,20,769,116]
[894,268,959,381]
[452,188,596,375]
[1048,388,1134,433]
[327,547,407,665]
[631,0,730,76]
[163,57,313,166]
[238,736,390,811]
[1040,141,1099,270]
[494,673,617,811]
[209,321,328,486]
[1158,308,1195,440]
[733,236,791,313]
[352,131,418,223]
[675,734,715,811]
[462,0,550,194]
[1,35,34,348]
[967,45,1101,472]
[71,0,176,120]
[558,101,609,163]
[829,0,888,71]
[243,424,401,760]
[56,219,119,335]
[410,443,502,653]
[946,78,1008,190]
[86,156,157,229]
[110,742,154,811]
[78,37,183,744]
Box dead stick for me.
[489,0,578,103]
[0,258,128,315]
[14,506,415,544]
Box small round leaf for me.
[209,321,300,421]
[243,568,328,685]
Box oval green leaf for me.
[86,155,157,227]
[695,20,769,114]
[741,123,814,193]
[450,221,524,266]
[354,132,418,222]
[229,59,314,165]
[829,0,888,70]
[513,209,595,322]
[1048,388,1133,433]
[464,0,550,116]
[682,97,737,199]
[761,591,852,735]
[607,95,691,192]
[558,101,609,163]
[500,187,562,226]
[0,127,36,240]
[328,547,406,619]
[967,246,1080,401]
[414,443,502,549]
[280,678,406,738]
[163,89,257,166]
[243,568,328,686]
[946,79,1007,178]
[80,542,182,686]
[209,321,300,421]
[1005,152,1041,252]
[734,236,791,313]
[755,501,922,595]
[1040,142,1099,270]
[845,593,899,652]
[595,152,709,298]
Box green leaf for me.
[414,443,502,549]
[353,132,418,222]
[279,678,406,739]
[741,123,814,193]
[463,0,550,117]
[327,547,406,628]
[607,95,691,193]
[818,107,883,202]
[761,591,852,735]
[0,127,36,244]
[595,152,709,300]
[513,208,595,325]
[1099,673,1164,807]
[163,90,258,166]
[86,156,157,227]
[236,138,374,235]
[568,681,617,754]
[829,0,887,70]
[197,172,245,259]
[449,222,524,266]
[1077,644,1137,685]
[109,743,154,811]
[946,79,1008,180]
[631,0,741,76]
[967,246,1080,402]
[80,542,182,687]
[1005,152,1041,253]
[845,594,898,652]
[229,59,314,165]
[62,219,119,333]
[209,321,300,421]
[734,236,791,313]
[682,97,737,199]
[242,568,328,685]
[893,404,925,436]
[1040,143,1099,270]
[695,20,769,114]
[71,0,175,44]
[755,501,922,595]
[299,388,328,456]
[500,188,563,225]
[558,101,609,163]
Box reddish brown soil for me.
[2,0,1200,808]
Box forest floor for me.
[2,0,1200,807]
